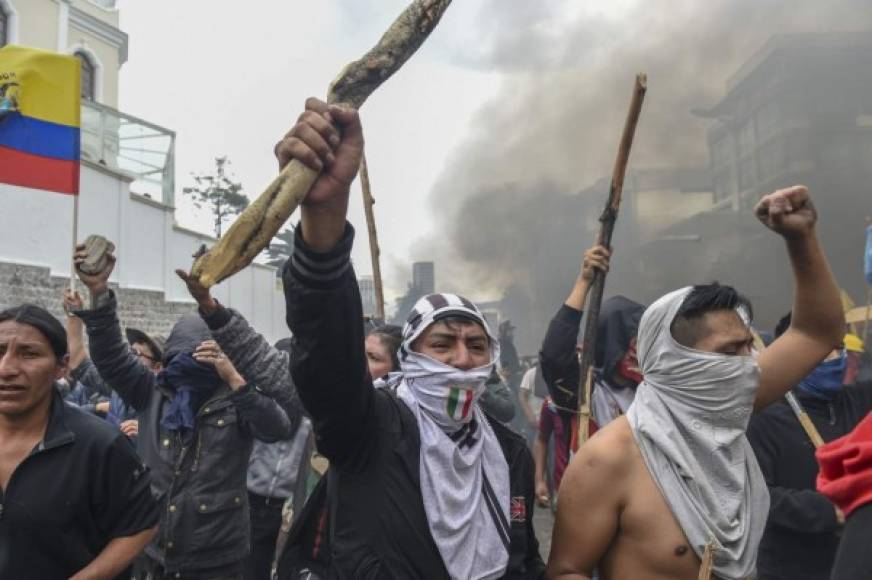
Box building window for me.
[0,7,7,47]
[76,52,96,101]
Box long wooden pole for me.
[190,0,454,287]
[576,74,648,445]
[360,152,385,321]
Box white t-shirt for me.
[591,378,636,428]
[519,367,544,420]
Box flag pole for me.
[69,192,79,292]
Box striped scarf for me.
[395,293,511,580]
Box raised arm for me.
[174,270,303,430]
[753,186,844,410]
[540,245,609,409]
[63,289,88,370]
[72,249,157,412]
[275,98,376,466]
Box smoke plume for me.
[406,0,872,352]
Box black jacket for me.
[747,382,872,580]
[539,298,642,413]
[0,390,158,578]
[77,292,295,573]
[282,224,545,579]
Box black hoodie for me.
[539,295,644,413]
[747,381,872,580]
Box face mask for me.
[616,354,643,385]
[402,349,493,430]
[798,350,847,399]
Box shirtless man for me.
[548,185,844,580]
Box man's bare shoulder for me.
[563,416,635,487]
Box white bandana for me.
[626,287,769,580]
[395,293,511,580]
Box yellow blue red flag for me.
[0,45,81,195]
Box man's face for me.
[689,310,755,356]
[365,334,393,380]
[412,320,491,370]
[0,321,67,417]
[131,341,162,373]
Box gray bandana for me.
[626,287,769,580]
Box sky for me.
[116,0,871,318]
[116,0,581,304]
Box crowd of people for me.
[1,97,871,580]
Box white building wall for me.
[0,163,289,343]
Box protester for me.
[73,251,297,579]
[276,319,435,579]
[548,185,845,580]
[63,289,159,442]
[538,244,639,423]
[816,410,872,580]
[275,97,544,578]
[366,323,402,380]
[539,244,642,462]
[532,396,565,509]
[481,367,518,424]
[0,304,159,578]
[844,332,872,384]
[174,270,310,580]
[748,313,872,580]
[518,363,547,444]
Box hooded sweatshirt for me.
[748,380,872,580]
[591,296,644,427]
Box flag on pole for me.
[0,45,81,195]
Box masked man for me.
[275,97,544,579]
[73,251,297,579]
[748,313,872,580]
[549,185,845,580]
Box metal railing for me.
[86,0,118,9]
[81,100,176,205]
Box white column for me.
[56,0,70,52]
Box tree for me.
[264,224,296,274]
[183,157,249,238]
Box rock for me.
[77,235,116,275]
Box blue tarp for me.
[866,225,872,285]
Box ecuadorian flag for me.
[0,45,80,195]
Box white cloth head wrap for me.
[626,287,769,580]
[393,293,511,580]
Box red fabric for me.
[540,400,574,490]
[0,144,79,194]
[816,411,872,516]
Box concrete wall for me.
[0,163,290,343]
[9,0,59,50]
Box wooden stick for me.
[786,391,825,448]
[698,539,717,580]
[360,152,385,321]
[576,74,648,443]
[191,0,453,287]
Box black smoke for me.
[408,0,872,353]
